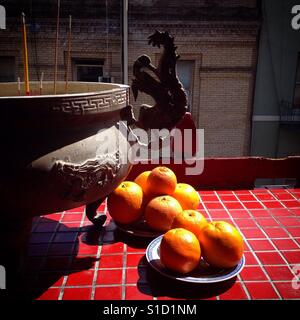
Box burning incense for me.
[17,76,21,95]
[40,71,44,95]
[65,15,72,94]
[53,0,61,94]
[21,13,30,95]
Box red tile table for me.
[22,187,300,300]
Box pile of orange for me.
[107,166,244,274]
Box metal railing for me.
[280,100,300,123]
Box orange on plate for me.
[134,170,151,195]
[160,228,201,274]
[107,181,143,225]
[147,166,177,197]
[172,183,200,210]
[134,170,152,207]
[172,209,207,239]
[198,221,244,269]
[145,195,182,232]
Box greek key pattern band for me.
[52,90,128,115]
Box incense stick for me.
[65,15,72,94]
[21,13,30,95]
[53,0,60,94]
[40,71,44,95]
[17,76,21,95]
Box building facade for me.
[0,0,260,157]
[251,0,300,158]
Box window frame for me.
[293,53,300,108]
[72,58,104,82]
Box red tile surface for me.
[219,282,248,300]
[62,287,92,300]
[263,227,289,238]
[237,194,257,201]
[286,227,300,237]
[200,195,219,202]
[125,268,139,284]
[256,218,279,227]
[281,251,300,264]
[228,209,250,218]
[264,266,295,281]
[125,285,154,300]
[37,288,61,300]
[282,200,300,208]
[66,270,95,286]
[94,286,122,300]
[255,251,286,265]
[241,228,266,239]
[249,209,271,218]
[203,202,224,209]
[101,242,124,254]
[22,187,300,300]
[245,282,280,299]
[262,201,284,209]
[255,194,276,201]
[223,202,244,209]
[272,239,300,250]
[234,218,257,228]
[208,210,229,219]
[248,239,275,251]
[99,255,123,268]
[96,269,123,285]
[274,282,300,299]
[127,254,146,267]
[240,266,268,281]
[61,213,83,223]
[244,251,259,265]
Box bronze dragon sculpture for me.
[121,30,188,131]
[87,31,188,226]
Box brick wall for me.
[0,0,259,157]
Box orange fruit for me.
[172,209,207,239]
[172,183,200,210]
[145,195,182,232]
[107,181,143,225]
[160,228,201,274]
[134,170,152,207]
[199,221,244,269]
[147,166,177,196]
[134,171,151,195]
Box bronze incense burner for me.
[0,31,187,285]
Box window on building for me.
[0,56,15,82]
[176,60,195,111]
[73,59,104,82]
[293,54,300,108]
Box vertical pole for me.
[21,13,30,95]
[121,0,128,85]
[65,15,72,93]
[54,0,60,94]
[40,71,44,95]
[17,76,21,96]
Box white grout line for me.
[58,208,88,300]
[213,191,251,300]
[248,190,300,279]
[199,195,222,300]
[121,243,127,300]
[232,189,298,299]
